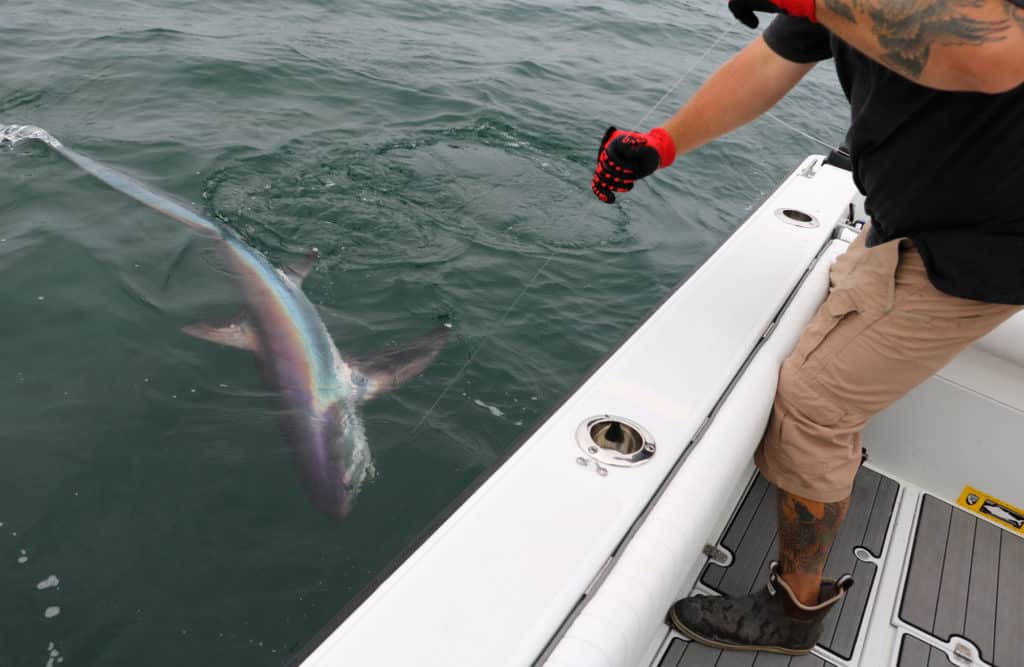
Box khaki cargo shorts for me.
[755,226,1022,502]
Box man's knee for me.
[756,363,862,503]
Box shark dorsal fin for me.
[283,247,320,288]
[350,324,452,401]
[182,316,259,352]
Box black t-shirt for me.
[764,15,1024,304]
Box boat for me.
[294,154,1024,667]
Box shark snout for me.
[317,490,354,520]
[303,466,356,520]
[294,402,371,520]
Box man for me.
[591,0,1024,656]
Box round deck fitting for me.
[576,415,655,468]
[775,208,819,228]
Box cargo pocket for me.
[834,237,902,314]
[791,289,859,369]
[778,368,847,430]
[792,237,902,370]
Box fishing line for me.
[411,252,555,434]
[635,22,739,129]
[764,110,846,155]
[411,26,738,434]
[637,15,840,152]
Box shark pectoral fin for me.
[352,324,452,400]
[182,317,260,352]
[283,247,320,287]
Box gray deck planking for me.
[897,635,948,667]
[718,485,781,597]
[900,495,1024,667]
[863,475,900,556]
[964,519,1000,661]
[901,495,951,632]
[660,636,688,666]
[702,475,772,590]
[656,639,835,667]
[698,468,898,660]
[932,508,975,642]
[994,528,1024,667]
[828,558,874,655]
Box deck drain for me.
[775,208,819,228]
[576,415,655,468]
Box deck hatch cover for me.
[698,468,899,660]
[900,495,1024,667]
[657,638,837,667]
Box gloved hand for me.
[727,0,816,28]
[591,126,676,204]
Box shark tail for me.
[1,124,221,240]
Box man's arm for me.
[662,36,816,156]
[590,36,816,203]
[816,0,1024,92]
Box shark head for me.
[304,399,375,520]
[297,323,453,519]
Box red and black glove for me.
[727,0,816,28]
[591,126,676,204]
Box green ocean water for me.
[0,1,847,664]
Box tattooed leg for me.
[776,489,850,606]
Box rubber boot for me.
[667,562,854,655]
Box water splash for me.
[472,398,504,418]
[36,575,60,590]
[45,642,63,667]
[0,125,63,149]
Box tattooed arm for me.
[816,0,1024,92]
